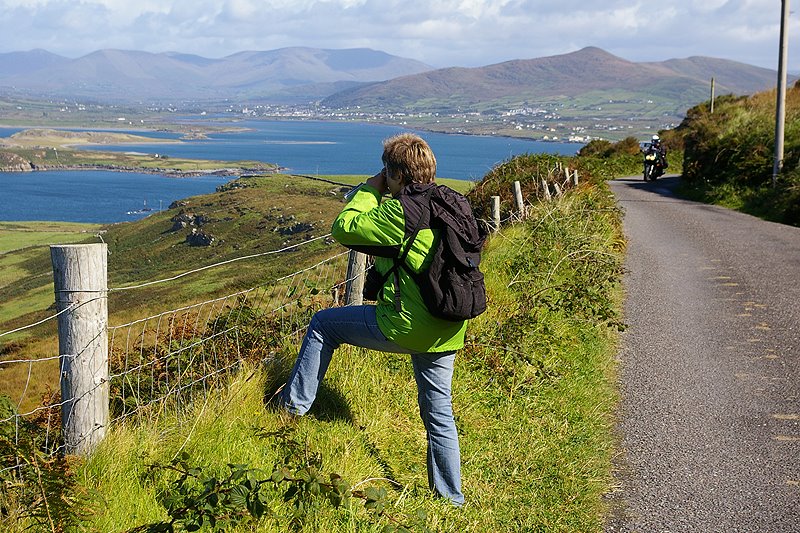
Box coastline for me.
[1,119,580,179]
[0,126,276,175]
[0,162,281,177]
[245,114,590,145]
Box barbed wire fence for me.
[0,171,580,469]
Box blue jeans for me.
[281,305,464,505]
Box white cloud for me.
[0,0,794,69]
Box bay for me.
[0,171,230,223]
[1,120,580,223]
[83,119,580,180]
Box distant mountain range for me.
[0,46,785,124]
[0,47,433,103]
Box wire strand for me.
[109,233,333,292]
[0,300,85,338]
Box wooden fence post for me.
[50,244,108,456]
[554,182,563,197]
[512,181,525,219]
[345,250,366,305]
[491,196,501,232]
[573,170,579,186]
[541,179,552,201]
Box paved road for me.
[606,176,800,532]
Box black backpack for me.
[361,183,487,321]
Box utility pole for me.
[773,0,790,187]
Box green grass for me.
[0,174,346,414]
[0,284,53,326]
[677,87,800,226]
[0,221,100,348]
[2,176,622,531]
[0,221,101,254]
[1,161,622,531]
[0,172,473,411]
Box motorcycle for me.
[643,146,665,181]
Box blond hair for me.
[382,133,436,185]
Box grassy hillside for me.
[0,174,348,419]
[677,83,800,226]
[1,159,624,531]
[0,174,471,410]
[0,221,102,254]
[0,222,102,346]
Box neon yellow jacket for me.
[331,184,467,353]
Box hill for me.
[0,46,780,111]
[0,46,786,140]
[321,47,784,138]
[0,173,472,359]
[0,47,433,103]
[324,47,780,109]
[0,48,67,77]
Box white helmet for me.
[652,134,660,142]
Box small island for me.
[0,128,279,177]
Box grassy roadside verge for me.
[663,87,800,227]
[1,175,624,531]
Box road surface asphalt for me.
[605,176,799,532]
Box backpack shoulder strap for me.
[387,187,433,311]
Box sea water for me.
[0,170,230,223]
[0,121,580,223]
[81,120,580,179]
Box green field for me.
[0,222,103,330]
[0,222,99,326]
[0,221,102,253]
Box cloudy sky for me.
[1,0,796,70]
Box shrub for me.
[678,84,800,225]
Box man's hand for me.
[366,169,388,195]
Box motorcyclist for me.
[642,134,668,179]
[649,134,668,169]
